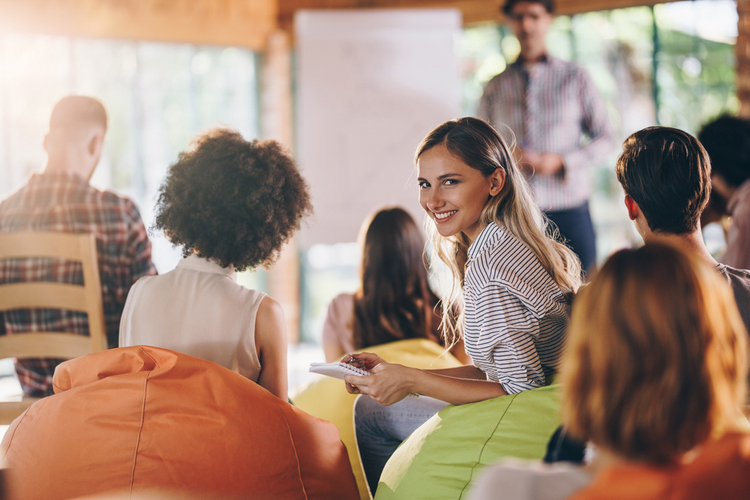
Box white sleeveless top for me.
[119,254,265,381]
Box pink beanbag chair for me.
[1,346,358,500]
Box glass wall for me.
[0,34,263,288]
[458,0,737,264]
[300,1,739,344]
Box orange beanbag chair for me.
[0,346,359,500]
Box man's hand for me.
[519,149,564,176]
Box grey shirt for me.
[717,264,750,334]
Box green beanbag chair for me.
[291,339,462,500]
[374,385,561,500]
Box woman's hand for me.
[341,352,384,397]
[341,352,385,370]
[341,352,385,398]
[344,359,417,406]
[342,352,507,405]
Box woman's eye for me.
[418,181,430,189]
[444,179,458,186]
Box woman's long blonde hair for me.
[415,118,582,345]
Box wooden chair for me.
[0,232,107,423]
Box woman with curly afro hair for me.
[119,128,312,399]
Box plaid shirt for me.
[0,172,156,396]
[477,55,615,211]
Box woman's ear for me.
[488,168,506,196]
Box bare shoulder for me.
[258,295,284,316]
[255,296,287,342]
[257,296,285,326]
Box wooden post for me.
[261,29,301,343]
[739,0,750,118]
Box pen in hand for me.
[342,354,365,367]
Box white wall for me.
[295,9,462,247]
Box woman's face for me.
[417,144,504,242]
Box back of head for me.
[360,207,426,293]
[49,95,107,136]
[44,96,108,179]
[616,126,710,235]
[353,206,438,348]
[154,128,312,271]
[561,244,748,465]
[698,115,750,188]
[502,0,555,15]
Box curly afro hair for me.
[154,128,312,271]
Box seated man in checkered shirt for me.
[0,95,157,397]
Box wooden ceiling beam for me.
[0,0,278,50]
[279,0,674,31]
[0,0,691,49]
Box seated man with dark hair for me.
[698,115,750,270]
[616,126,750,333]
[541,126,750,473]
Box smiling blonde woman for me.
[344,117,582,494]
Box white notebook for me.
[309,362,371,380]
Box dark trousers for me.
[545,202,597,276]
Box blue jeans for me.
[354,395,449,495]
[545,202,597,275]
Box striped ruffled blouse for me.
[463,222,570,394]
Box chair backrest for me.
[0,232,107,360]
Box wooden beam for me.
[461,0,671,24]
[261,30,302,343]
[0,0,277,51]
[739,0,750,118]
[279,0,678,31]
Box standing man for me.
[0,95,157,397]
[477,0,615,273]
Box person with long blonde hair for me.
[343,117,582,494]
[562,244,750,499]
[467,243,750,500]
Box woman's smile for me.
[433,209,457,221]
[417,144,497,241]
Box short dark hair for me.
[502,0,555,16]
[698,114,750,188]
[154,128,313,271]
[616,126,710,235]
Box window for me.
[0,34,262,283]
